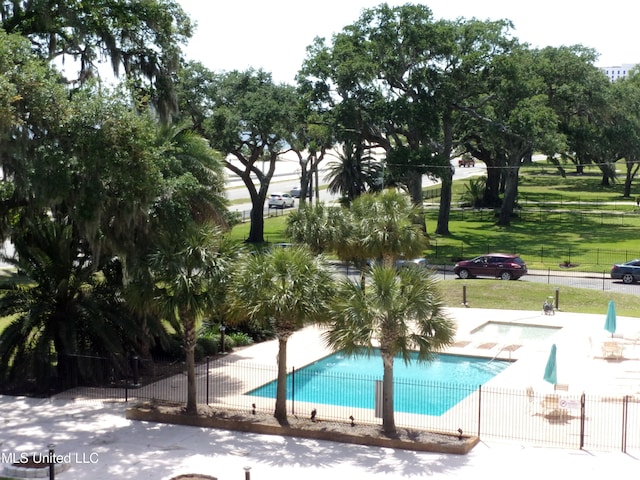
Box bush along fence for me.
[45,357,640,455]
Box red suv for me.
[453,253,527,280]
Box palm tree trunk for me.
[381,353,396,435]
[184,317,197,414]
[275,336,289,423]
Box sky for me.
[177,0,639,85]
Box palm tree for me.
[325,141,381,205]
[152,123,228,228]
[0,217,140,391]
[286,191,426,292]
[226,246,334,423]
[286,203,347,255]
[325,265,456,435]
[350,190,426,269]
[148,224,234,414]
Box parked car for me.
[458,156,475,167]
[610,259,640,284]
[453,253,527,280]
[396,258,430,269]
[271,242,295,249]
[268,192,295,209]
[290,185,301,198]
[367,257,430,270]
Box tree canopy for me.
[1,0,193,119]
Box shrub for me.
[459,176,486,208]
[197,336,219,356]
[194,342,205,362]
[228,332,254,347]
[151,333,184,362]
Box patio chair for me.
[601,341,624,360]
[540,394,568,418]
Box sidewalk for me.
[0,395,638,480]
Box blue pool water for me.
[248,350,511,416]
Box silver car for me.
[268,192,295,209]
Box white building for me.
[600,63,637,81]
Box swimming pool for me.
[470,321,561,343]
[248,350,511,416]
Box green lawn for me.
[439,279,640,317]
[227,165,640,270]
[228,213,290,245]
[425,165,640,270]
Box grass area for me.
[228,165,640,271]
[228,213,290,244]
[439,279,640,317]
[425,165,640,270]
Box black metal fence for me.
[430,266,624,292]
[429,239,640,268]
[50,357,640,454]
[233,205,293,224]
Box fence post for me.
[477,385,482,438]
[206,356,210,406]
[622,395,629,453]
[291,366,295,416]
[579,393,585,449]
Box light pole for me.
[219,324,226,354]
[48,443,56,480]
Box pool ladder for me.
[489,344,513,362]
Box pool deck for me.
[231,307,640,398]
[2,307,640,479]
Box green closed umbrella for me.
[605,300,617,336]
[543,343,557,385]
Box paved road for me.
[331,261,640,297]
[225,157,487,213]
[525,270,639,295]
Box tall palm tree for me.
[325,265,456,435]
[226,246,334,423]
[325,141,381,205]
[0,217,140,391]
[148,224,234,414]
